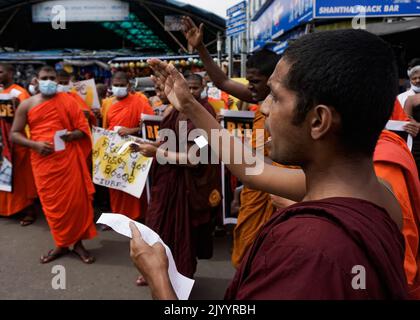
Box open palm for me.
[149,59,193,113]
[181,16,203,49]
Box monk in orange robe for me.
[0,63,37,225]
[232,110,276,268]
[11,66,96,264]
[56,70,97,126]
[103,71,154,220]
[374,130,420,299]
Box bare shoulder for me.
[19,95,41,113]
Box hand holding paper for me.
[54,129,67,151]
[96,213,194,300]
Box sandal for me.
[72,249,95,264]
[40,248,69,264]
[20,214,36,227]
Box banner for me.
[71,79,100,109]
[32,0,129,22]
[140,114,162,203]
[220,110,255,224]
[0,94,16,192]
[92,126,152,198]
[314,0,420,18]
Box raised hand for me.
[181,16,204,50]
[148,59,195,113]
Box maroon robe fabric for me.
[225,197,408,299]
[145,100,221,278]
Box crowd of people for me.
[1,16,420,299]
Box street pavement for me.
[0,209,236,300]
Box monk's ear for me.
[309,105,337,140]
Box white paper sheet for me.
[117,141,141,155]
[54,129,68,152]
[385,120,413,151]
[194,135,208,149]
[96,213,195,300]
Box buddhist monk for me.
[133,75,221,285]
[103,71,154,221]
[180,17,282,268]
[0,63,37,226]
[11,66,96,264]
[131,30,409,299]
[374,130,420,299]
[56,70,96,126]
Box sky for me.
[179,0,243,18]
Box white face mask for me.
[28,84,37,95]
[411,84,420,93]
[112,86,128,98]
[38,80,58,96]
[200,88,208,99]
[57,84,71,93]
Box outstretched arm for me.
[149,59,306,201]
[181,16,254,103]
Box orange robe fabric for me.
[27,93,96,247]
[374,130,420,299]
[232,110,276,268]
[0,84,37,216]
[391,99,410,121]
[105,93,154,220]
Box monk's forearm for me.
[197,43,227,88]
[71,129,85,140]
[182,101,307,200]
[130,127,140,135]
[184,100,265,184]
[11,132,36,149]
[149,273,178,300]
[156,148,197,167]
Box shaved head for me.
[37,66,56,77]
[0,63,15,85]
[0,63,14,73]
[112,71,130,87]
[112,71,129,82]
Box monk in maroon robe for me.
[225,198,407,299]
[129,29,409,300]
[135,76,221,283]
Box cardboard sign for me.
[220,110,255,224]
[92,126,152,198]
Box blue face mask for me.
[39,80,58,96]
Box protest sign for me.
[220,110,255,224]
[92,126,152,198]
[71,79,100,109]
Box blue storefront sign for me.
[272,0,313,38]
[227,1,246,17]
[252,0,314,51]
[314,0,420,18]
[226,1,247,38]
